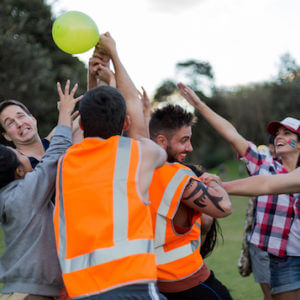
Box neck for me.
[281,152,299,172]
[16,137,45,160]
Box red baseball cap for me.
[267,117,300,136]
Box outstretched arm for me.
[181,176,232,218]
[97,32,146,139]
[178,82,249,156]
[223,168,300,196]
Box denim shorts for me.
[249,244,270,284]
[269,255,300,295]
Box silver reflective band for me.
[154,167,199,265]
[61,239,153,273]
[57,137,154,274]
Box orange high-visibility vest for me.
[149,163,203,281]
[53,136,157,298]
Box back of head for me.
[0,100,31,133]
[0,145,20,189]
[79,86,126,139]
[149,104,196,140]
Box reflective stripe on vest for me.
[154,167,200,265]
[57,137,154,274]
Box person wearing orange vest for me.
[149,104,233,299]
[53,32,167,300]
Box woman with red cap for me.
[177,82,300,300]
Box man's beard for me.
[166,145,183,163]
[167,153,177,163]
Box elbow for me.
[217,198,232,218]
[222,202,232,217]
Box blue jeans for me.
[269,255,300,295]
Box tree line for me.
[153,54,300,168]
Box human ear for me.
[123,115,131,131]
[156,134,168,150]
[15,165,25,179]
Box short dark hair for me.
[149,104,196,140]
[0,100,31,133]
[79,86,126,139]
[0,145,20,189]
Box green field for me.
[0,160,262,299]
[206,160,262,299]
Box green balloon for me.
[52,11,99,54]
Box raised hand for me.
[56,80,82,127]
[138,87,151,119]
[177,82,203,108]
[199,172,222,186]
[96,32,117,58]
[97,64,116,87]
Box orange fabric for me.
[54,136,156,298]
[63,254,156,298]
[149,163,203,281]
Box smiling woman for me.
[267,117,300,169]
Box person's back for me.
[54,86,166,299]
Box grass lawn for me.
[206,160,263,299]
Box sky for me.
[49,0,300,96]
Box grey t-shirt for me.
[0,125,72,296]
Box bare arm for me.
[97,32,146,139]
[178,82,249,156]
[140,138,166,170]
[181,178,232,218]
[200,214,214,242]
[223,168,300,196]
[139,138,167,202]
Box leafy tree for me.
[176,59,214,93]
[153,80,177,102]
[270,53,300,120]
[154,59,215,103]
[0,0,87,138]
[152,55,300,168]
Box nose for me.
[185,141,193,152]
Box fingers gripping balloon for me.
[52,11,99,54]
